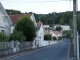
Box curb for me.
[0,49,39,60]
[67,43,78,60]
[67,43,71,60]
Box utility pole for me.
[73,0,77,57]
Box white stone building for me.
[0,2,13,35]
[54,24,71,31]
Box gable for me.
[0,2,13,26]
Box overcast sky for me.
[1,0,80,14]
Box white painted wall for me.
[54,25,71,31]
[11,25,15,33]
[43,25,49,27]
[0,9,11,35]
[30,14,37,27]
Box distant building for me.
[50,30,62,39]
[43,25,49,27]
[54,24,71,31]
[43,25,53,34]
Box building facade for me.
[0,2,13,35]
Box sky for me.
[1,0,80,14]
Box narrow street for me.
[11,39,70,60]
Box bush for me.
[9,30,26,42]
[0,32,8,42]
[44,34,52,40]
[63,30,71,38]
[56,26,62,31]
[53,37,57,41]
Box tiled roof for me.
[9,14,32,24]
[52,31,62,35]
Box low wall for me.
[0,40,61,56]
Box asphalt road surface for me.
[11,39,70,60]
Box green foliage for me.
[49,24,53,27]
[6,9,21,15]
[78,13,80,34]
[34,11,74,25]
[15,16,36,41]
[69,19,73,29]
[55,26,62,31]
[0,32,8,42]
[53,37,57,41]
[9,30,26,42]
[63,30,71,38]
[44,34,52,40]
[59,18,64,25]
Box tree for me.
[78,13,80,34]
[56,26,62,31]
[9,30,26,42]
[44,34,52,40]
[53,37,57,41]
[59,18,64,25]
[69,19,73,29]
[6,9,21,15]
[63,30,71,38]
[0,32,8,42]
[15,16,36,41]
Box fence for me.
[0,40,60,56]
[0,41,33,56]
[0,42,11,50]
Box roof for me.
[9,14,32,24]
[0,2,13,26]
[37,20,42,30]
[52,31,62,35]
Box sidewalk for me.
[68,42,77,60]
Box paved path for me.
[11,39,70,60]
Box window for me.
[1,30,4,35]
[3,16,6,22]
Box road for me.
[11,39,70,60]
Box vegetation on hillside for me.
[6,9,80,34]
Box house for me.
[36,21,44,47]
[9,13,37,33]
[43,25,53,34]
[0,2,13,35]
[50,30,62,39]
[54,24,71,31]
